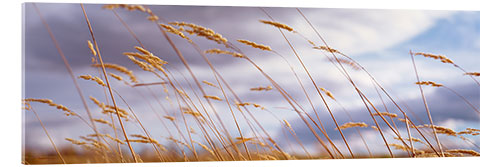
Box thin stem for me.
[442,86,480,114]
[26,104,66,164]
[261,8,354,158]
[403,113,416,157]
[295,8,395,157]
[410,50,444,157]
[80,4,138,162]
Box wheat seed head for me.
[414,52,454,64]
[204,95,222,101]
[204,48,246,58]
[250,86,273,91]
[78,75,107,87]
[336,122,368,130]
[415,81,443,87]
[237,39,272,51]
[259,20,294,32]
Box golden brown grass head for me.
[130,134,160,144]
[23,98,76,116]
[183,108,203,117]
[336,122,368,130]
[194,141,216,157]
[336,58,360,70]
[372,112,398,118]
[134,46,168,65]
[414,52,454,64]
[147,15,159,22]
[313,46,339,54]
[202,80,218,88]
[235,137,255,144]
[124,47,168,73]
[250,86,272,91]
[415,124,457,136]
[236,102,265,110]
[397,118,410,124]
[237,39,272,51]
[387,143,408,151]
[259,20,294,32]
[203,95,222,101]
[109,73,123,81]
[92,118,113,127]
[204,48,246,58]
[415,81,443,87]
[92,63,138,83]
[104,4,151,22]
[446,149,480,156]
[78,75,107,87]
[104,134,125,145]
[91,96,129,119]
[169,21,228,45]
[102,4,120,10]
[87,40,96,56]
[457,128,480,136]
[160,23,191,42]
[319,87,335,100]
[393,137,423,144]
[163,115,176,121]
[89,96,105,109]
[102,109,129,120]
[126,55,155,72]
[464,72,480,76]
[65,138,87,145]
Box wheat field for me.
[22,3,480,164]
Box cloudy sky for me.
[22,3,479,157]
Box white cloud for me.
[291,9,455,55]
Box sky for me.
[22,3,480,157]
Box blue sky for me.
[22,3,480,157]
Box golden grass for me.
[24,3,480,164]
